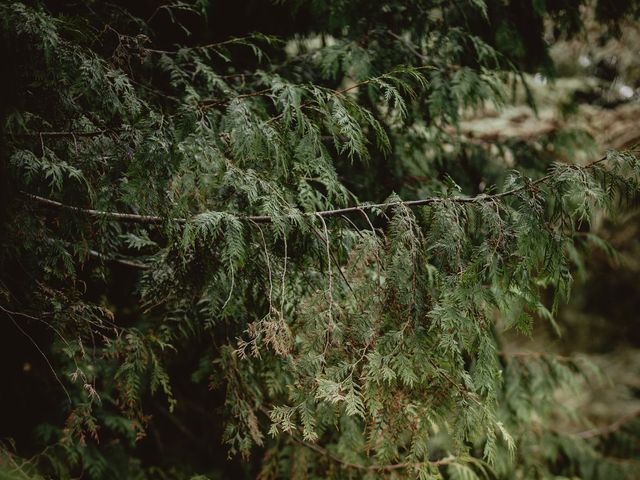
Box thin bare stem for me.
[252,221,274,315]
[280,235,287,318]
[316,213,334,324]
[0,305,71,404]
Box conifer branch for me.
[21,155,609,226]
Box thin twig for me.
[11,129,125,138]
[310,224,355,296]
[428,358,483,407]
[251,221,274,315]
[144,37,251,55]
[221,269,235,312]
[316,214,334,323]
[0,304,71,350]
[576,410,640,439]
[199,88,272,109]
[263,70,407,126]
[498,350,573,363]
[49,237,148,269]
[0,304,71,404]
[82,246,148,269]
[280,235,287,318]
[387,30,429,62]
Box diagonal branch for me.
[23,193,172,224]
[576,410,640,439]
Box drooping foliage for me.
[1,1,639,479]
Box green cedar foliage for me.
[0,1,639,478]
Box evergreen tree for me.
[1,1,639,478]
